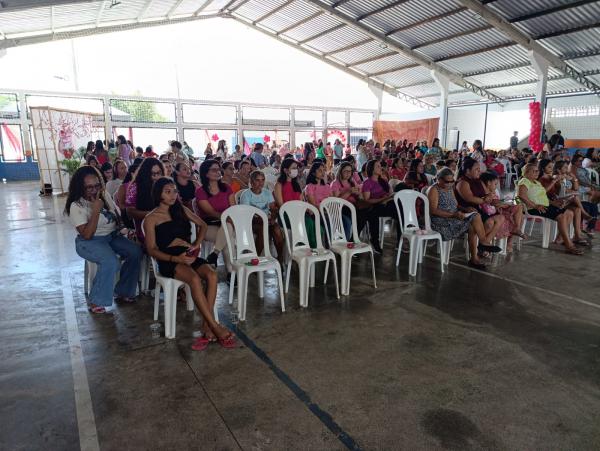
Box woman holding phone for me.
[65,166,142,314]
[144,177,235,350]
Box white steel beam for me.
[356,0,410,21]
[253,0,294,24]
[297,23,345,45]
[303,0,503,103]
[50,6,55,33]
[193,0,213,16]
[323,38,373,56]
[0,0,97,12]
[276,11,322,35]
[96,1,107,27]
[457,0,600,94]
[137,0,154,22]
[0,13,223,50]
[166,0,186,18]
[231,15,434,109]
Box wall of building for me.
[0,158,40,181]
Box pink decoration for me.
[263,135,271,143]
[211,133,219,142]
[528,102,543,153]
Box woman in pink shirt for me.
[303,162,331,247]
[331,161,363,239]
[195,160,234,268]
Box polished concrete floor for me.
[1,181,599,451]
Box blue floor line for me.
[224,319,363,451]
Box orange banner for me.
[373,118,440,146]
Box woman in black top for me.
[173,162,199,210]
[143,177,236,350]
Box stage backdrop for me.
[30,107,95,193]
[373,118,439,146]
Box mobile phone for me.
[186,247,199,257]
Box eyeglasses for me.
[441,178,455,184]
[85,183,102,191]
[151,171,163,176]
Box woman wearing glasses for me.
[65,166,142,314]
[428,168,502,269]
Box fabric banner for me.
[373,118,440,147]
[30,107,95,193]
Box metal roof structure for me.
[1,0,599,109]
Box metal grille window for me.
[550,106,600,118]
[109,99,176,123]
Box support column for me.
[529,50,549,143]
[368,82,383,118]
[431,70,450,147]
[17,90,32,157]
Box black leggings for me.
[360,201,400,245]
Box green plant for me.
[60,158,81,176]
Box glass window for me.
[112,127,177,150]
[294,109,322,127]
[26,95,104,117]
[327,111,346,127]
[243,130,290,153]
[349,112,373,128]
[0,124,24,161]
[242,106,290,126]
[183,129,238,159]
[109,99,176,123]
[182,104,237,124]
[0,93,19,119]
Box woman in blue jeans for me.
[65,166,142,313]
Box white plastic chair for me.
[222,205,285,321]
[586,167,599,185]
[150,257,195,339]
[320,198,377,296]
[393,190,444,276]
[279,200,340,307]
[234,189,247,205]
[425,173,435,185]
[84,260,121,296]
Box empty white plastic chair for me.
[222,205,285,321]
[320,197,377,296]
[279,200,340,307]
[393,190,444,276]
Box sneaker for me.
[206,252,219,268]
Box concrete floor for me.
[1,181,599,451]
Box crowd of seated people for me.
[65,136,598,350]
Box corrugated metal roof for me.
[1,0,599,106]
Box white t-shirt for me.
[240,188,274,215]
[582,158,593,169]
[69,196,118,236]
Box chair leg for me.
[184,285,193,311]
[330,257,340,299]
[340,253,348,296]
[437,239,444,273]
[276,267,285,313]
[323,260,329,284]
[395,237,403,266]
[309,264,315,288]
[238,268,247,321]
[169,285,179,339]
[153,283,161,321]
[164,285,174,339]
[369,250,377,289]
[285,260,292,293]
[258,271,264,299]
[542,219,551,248]
[379,218,385,249]
[408,237,418,276]
[228,271,236,305]
[298,260,309,308]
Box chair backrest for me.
[393,190,431,233]
[149,255,160,277]
[265,174,278,191]
[279,200,323,251]
[234,189,247,205]
[388,178,401,191]
[221,204,270,260]
[320,197,358,245]
[425,173,435,185]
[587,168,599,185]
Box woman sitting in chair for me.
[65,166,142,314]
[144,177,235,350]
[517,163,588,255]
[428,168,502,270]
[240,171,285,265]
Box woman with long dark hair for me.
[174,162,199,210]
[125,157,165,241]
[65,166,142,313]
[94,140,108,165]
[194,159,234,268]
[106,159,128,197]
[144,177,234,349]
[403,158,428,191]
[273,158,302,207]
[117,135,132,166]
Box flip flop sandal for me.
[217,333,237,349]
[191,337,210,351]
[88,305,107,314]
[573,239,591,247]
[511,231,527,240]
[565,246,584,255]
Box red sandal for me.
[88,304,107,314]
[217,333,237,349]
[191,336,210,351]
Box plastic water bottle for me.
[150,322,161,339]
